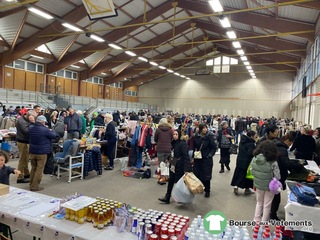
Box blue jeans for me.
[235,131,243,143]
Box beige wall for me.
[138,65,293,118]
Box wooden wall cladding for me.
[92,84,98,98]
[64,79,72,95]
[25,72,36,91]
[13,69,25,90]
[80,81,86,96]
[47,76,56,94]
[36,73,44,92]
[4,67,14,89]
[87,82,93,98]
[71,80,78,96]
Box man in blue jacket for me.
[29,115,56,191]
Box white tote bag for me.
[172,177,195,204]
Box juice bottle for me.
[106,207,111,223]
[77,208,85,224]
[93,210,99,228]
[65,208,70,220]
[83,206,88,221]
[87,206,93,222]
[70,210,75,221]
[98,212,105,229]
[103,209,108,226]
[74,210,79,222]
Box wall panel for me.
[71,80,78,96]
[64,79,72,95]
[36,74,44,92]
[25,72,36,91]
[80,81,86,96]
[13,69,25,90]
[4,67,14,89]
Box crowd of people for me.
[1,106,320,225]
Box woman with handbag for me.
[231,130,256,195]
[193,123,217,198]
[158,129,192,204]
[217,121,233,173]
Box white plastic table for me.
[0,187,136,240]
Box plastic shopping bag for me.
[172,177,195,204]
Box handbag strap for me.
[198,141,204,151]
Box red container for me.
[154,222,161,235]
[174,227,182,236]
[146,230,153,240]
[161,227,168,235]
[149,234,158,240]
[168,228,175,237]
[160,234,169,240]
[183,216,189,223]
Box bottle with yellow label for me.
[93,210,99,228]
[86,206,93,222]
[97,212,104,229]
[77,208,85,224]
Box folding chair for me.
[54,140,84,183]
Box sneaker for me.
[234,187,239,195]
[219,169,224,173]
[17,178,30,183]
[30,187,44,192]
[204,192,210,198]
[244,188,253,195]
[104,166,114,170]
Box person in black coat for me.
[231,130,256,195]
[270,132,295,220]
[158,129,192,204]
[193,123,217,198]
[290,125,315,160]
[217,121,233,173]
[100,114,117,170]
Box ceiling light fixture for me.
[125,51,136,57]
[108,43,122,50]
[208,0,224,12]
[226,31,237,39]
[219,15,231,28]
[138,56,148,62]
[180,75,186,78]
[248,69,254,73]
[28,7,54,20]
[240,56,248,61]
[246,66,252,70]
[186,77,191,80]
[158,66,166,70]
[149,61,158,66]
[243,61,250,66]
[237,49,245,55]
[167,69,174,73]
[89,34,105,42]
[101,72,107,75]
[62,23,82,32]
[71,65,80,68]
[174,72,180,76]
[30,54,44,59]
[232,41,241,49]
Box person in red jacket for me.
[155,118,173,185]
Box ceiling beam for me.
[0,4,87,66]
[11,10,29,51]
[105,35,207,85]
[57,35,79,62]
[85,20,193,79]
[194,19,305,58]
[273,0,320,9]
[46,0,174,74]
[124,41,299,88]
[178,0,315,42]
[0,6,26,18]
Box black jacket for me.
[95,115,105,126]
[102,121,117,141]
[273,138,290,190]
[217,128,233,148]
[290,134,316,160]
[236,135,255,170]
[171,139,192,183]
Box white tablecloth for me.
[0,187,137,240]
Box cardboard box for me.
[0,183,9,196]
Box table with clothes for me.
[0,187,136,240]
[285,165,320,235]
